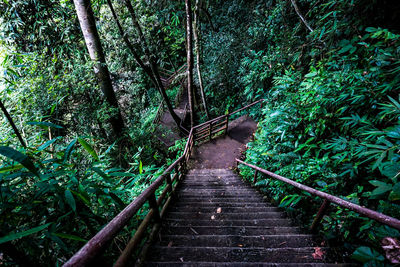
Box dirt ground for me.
[189,115,258,169]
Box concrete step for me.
[158,234,315,248]
[172,202,272,208]
[178,189,256,194]
[161,226,302,236]
[168,206,279,213]
[164,218,293,227]
[147,246,328,263]
[146,263,348,267]
[165,212,285,220]
[176,196,265,202]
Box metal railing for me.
[235,159,400,231]
[64,99,264,266]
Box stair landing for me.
[144,169,340,266]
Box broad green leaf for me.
[352,246,384,263]
[78,138,99,161]
[53,233,87,242]
[389,183,400,201]
[65,190,76,212]
[0,223,51,244]
[63,139,77,162]
[369,180,392,197]
[0,146,39,176]
[92,167,111,181]
[27,121,63,129]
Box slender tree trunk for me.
[185,0,195,128]
[0,98,26,148]
[290,0,314,32]
[73,0,125,137]
[123,0,183,130]
[194,0,209,119]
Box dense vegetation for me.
[0,0,399,265]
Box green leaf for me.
[0,223,51,244]
[139,160,143,174]
[78,138,99,161]
[0,164,23,173]
[65,190,76,212]
[352,246,384,263]
[63,139,77,163]
[389,183,400,201]
[0,146,39,176]
[27,121,63,129]
[369,180,392,197]
[92,167,111,181]
[53,233,87,242]
[37,137,60,151]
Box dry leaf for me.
[217,207,222,213]
[211,215,215,220]
[312,247,325,260]
[238,244,243,247]
[179,257,184,262]
[382,237,400,263]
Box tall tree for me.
[194,0,210,119]
[113,0,183,131]
[185,0,195,127]
[73,0,126,137]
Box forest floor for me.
[189,115,257,169]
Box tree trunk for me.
[73,0,125,138]
[194,0,210,119]
[185,0,195,128]
[123,0,183,130]
[0,98,26,148]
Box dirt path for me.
[189,115,257,169]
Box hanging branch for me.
[290,0,314,32]
[0,98,27,148]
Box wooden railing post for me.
[253,170,258,184]
[209,122,213,141]
[310,199,330,231]
[224,115,229,135]
[148,193,161,222]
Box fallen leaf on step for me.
[179,257,184,262]
[382,237,400,263]
[217,207,222,213]
[238,244,243,247]
[211,215,215,220]
[167,241,173,247]
[312,247,325,260]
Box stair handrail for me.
[235,158,400,231]
[64,99,265,266]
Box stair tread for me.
[147,246,329,263]
[142,168,339,264]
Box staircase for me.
[144,169,340,266]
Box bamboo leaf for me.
[0,146,39,176]
[65,189,76,212]
[78,138,99,161]
[27,121,63,129]
[0,223,51,244]
[53,233,87,242]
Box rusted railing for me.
[193,99,264,143]
[159,63,187,89]
[64,99,264,266]
[235,159,400,231]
